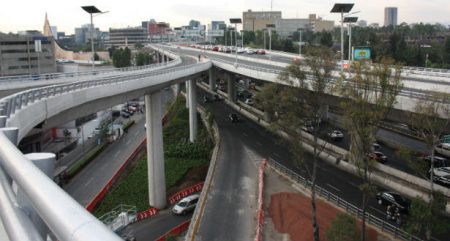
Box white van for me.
[172,194,200,215]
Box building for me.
[189,20,201,29]
[74,24,101,44]
[275,19,310,37]
[50,26,58,40]
[211,21,226,30]
[243,10,282,31]
[106,27,148,48]
[0,32,56,76]
[384,7,398,27]
[148,21,171,42]
[357,20,368,27]
[308,14,334,32]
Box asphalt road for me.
[197,87,448,241]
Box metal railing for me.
[0,61,210,120]
[0,56,177,84]
[0,55,210,241]
[267,158,439,241]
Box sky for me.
[1,0,449,34]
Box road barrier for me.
[255,159,267,241]
[168,182,204,205]
[155,220,191,241]
[134,208,158,222]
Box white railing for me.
[0,56,210,241]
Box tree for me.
[326,213,360,241]
[255,47,336,241]
[402,91,450,240]
[319,32,333,48]
[135,52,152,66]
[338,58,403,241]
[112,47,132,68]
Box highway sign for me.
[354,47,371,60]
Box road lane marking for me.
[134,132,139,137]
[243,132,248,137]
[85,178,94,187]
[348,181,359,188]
[369,206,386,216]
[256,141,263,146]
[273,153,281,158]
[126,140,131,145]
[326,183,341,192]
[114,150,121,158]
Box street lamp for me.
[344,17,358,62]
[262,29,267,51]
[297,28,303,57]
[266,24,275,60]
[230,18,242,67]
[81,6,108,71]
[331,3,354,71]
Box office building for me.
[384,7,398,27]
[243,10,282,31]
[357,20,368,27]
[0,32,56,76]
[274,14,334,38]
[148,21,171,42]
[74,24,101,44]
[106,27,148,48]
[211,21,226,30]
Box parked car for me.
[301,123,314,133]
[435,143,450,158]
[368,151,388,163]
[372,142,382,151]
[328,130,344,140]
[376,191,410,213]
[212,46,219,51]
[422,155,449,168]
[229,113,239,123]
[431,167,450,186]
[121,112,130,118]
[244,98,254,106]
[203,96,211,103]
[245,48,256,54]
[172,194,200,215]
[256,49,266,55]
[236,48,246,54]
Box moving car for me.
[431,167,450,186]
[372,142,381,151]
[245,48,256,54]
[172,194,200,215]
[368,151,388,163]
[229,113,239,123]
[328,130,344,140]
[376,191,410,213]
[435,143,450,158]
[236,48,246,54]
[422,155,449,168]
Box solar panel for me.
[330,3,354,13]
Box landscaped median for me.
[92,96,213,217]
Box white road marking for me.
[326,183,341,192]
[273,153,281,158]
[243,132,248,137]
[256,141,263,146]
[348,182,359,188]
[134,131,139,137]
[85,178,94,187]
[114,150,121,158]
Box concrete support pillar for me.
[227,74,236,102]
[144,92,166,209]
[173,83,181,97]
[319,104,329,121]
[156,53,160,63]
[263,110,273,123]
[185,81,190,109]
[188,79,198,143]
[17,153,55,240]
[208,68,216,91]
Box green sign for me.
[354,47,371,60]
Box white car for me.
[431,167,450,186]
[236,48,246,54]
[244,98,254,106]
[328,130,344,140]
[245,48,256,54]
[172,194,200,215]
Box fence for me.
[267,158,439,241]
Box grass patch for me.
[66,143,107,178]
[94,97,212,217]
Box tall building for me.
[106,27,148,48]
[243,10,282,31]
[211,21,225,30]
[0,33,56,76]
[74,24,101,44]
[384,7,398,27]
[274,14,334,38]
[189,20,201,29]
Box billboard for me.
[353,47,371,60]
